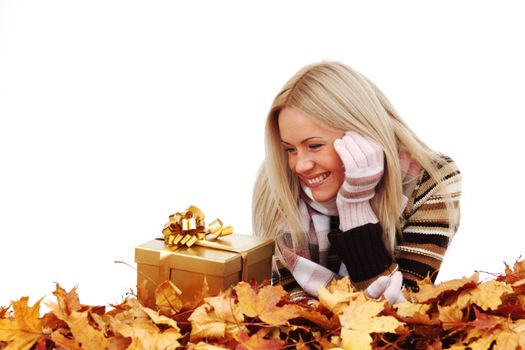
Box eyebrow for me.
[281,137,324,145]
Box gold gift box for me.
[135,234,274,301]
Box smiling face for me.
[278,107,345,203]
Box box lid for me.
[135,234,274,276]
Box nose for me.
[295,152,314,174]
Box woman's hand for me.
[365,271,406,305]
[333,131,385,231]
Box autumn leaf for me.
[235,329,284,350]
[409,273,479,303]
[317,277,359,314]
[187,342,231,350]
[395,301,431,318]
[339,293,404,350]
[234,282,301,326]
[155,280,183,315]
[456,279,513,311]
[188,291,245,341]
[0,297,43,350]
[52,283,81,316]
[297,309,340,331]
[110,299,181,349]
[437,304,463,325]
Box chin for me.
[312,190,337,203]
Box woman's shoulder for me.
[411,153,461,208]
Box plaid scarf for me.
[279,150,421,296]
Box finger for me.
[349,132,382,166]
[334,138,357,170]
[384,271,404,304]
[365,275,390,299]
[341,132,367,168]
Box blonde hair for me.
[252,61,455,257]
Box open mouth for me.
[305,172,330,187]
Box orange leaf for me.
[188,291,245,341]
[410,273,478,303]
[0,297,43,350]
[339,293,404,350]
[235,329,284,350]
[155,280,183,315]
[235,282,301,326]
[317,277,359,314]
[52,283,81,316]
[456,279,512,311]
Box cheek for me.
[287,156,296,172]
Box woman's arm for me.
[395,156,462,290]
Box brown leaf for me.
[0,297,43,350]
[235,282,301,326]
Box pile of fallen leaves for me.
[2,261,525,350]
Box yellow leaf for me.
[410,273,478,303]
[437,304,463,324]
[338,294,404,350]
[456,279,513,311]
[110,299,181,349]
[317,277,359,314]
[395,301,430,318]
[235,282,301,326]
[188,291,245,341]
[341,328,373,350]
[0,297,43,350]
[155,280,183,315]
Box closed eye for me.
[309,144,323,150]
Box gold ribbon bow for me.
[162,205,234,248]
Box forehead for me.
[278,107,342,142]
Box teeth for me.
[307,173,329,185]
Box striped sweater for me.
[273,155,461,296]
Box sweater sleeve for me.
[395,156,462,291]
[327,223,398,290]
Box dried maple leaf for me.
[338,293,404,350]
[46,285,119,349]
[455,279,513,311]
[297,309,340,331]
[234,282,301,326]
[437,304,464,325]
[186,342,231,349]
[409,273,479,303]
[52,283,81,316]
[155,280,183,315]
[110,299,181,349]
[188,291,245,341]
[395,301,431,318]
[317,277,359,314]
[235,329,284,350]
[0,297,43,350]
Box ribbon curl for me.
[162,205,234,248]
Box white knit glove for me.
[365,271,406,305]
[333,131,385,231]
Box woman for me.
[252,61,461,303]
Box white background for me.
[1,1,524,308]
